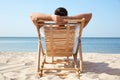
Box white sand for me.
[0,52,120,80]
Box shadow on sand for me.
[83,61,120,76]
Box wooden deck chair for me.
[35,18,85,77]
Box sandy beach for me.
[0,52,120,80]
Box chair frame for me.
[35,18,85,77]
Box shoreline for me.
[0,52,120,80]
[0,51,120,54]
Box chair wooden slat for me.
[44,25,75,57]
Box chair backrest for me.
[37,18,85,57]
[44,24,75,57]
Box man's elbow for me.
[87,13,92,21]
[89,13,92,19]
[30,13,34,20]
[30,13,37,22]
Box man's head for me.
[54,7,68,16]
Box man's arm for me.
[70,13,92,28]
[30,13,53,29]
[30,13,66,27]
[30,13,52,21]
[30,13,92,28]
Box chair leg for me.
[52,57,54,62]
[38,70,42,77]
[39,55,46,77]
[79,43,83,72]
[66,56,69,65]
[73,54,77,68]
[37,43,41,76]
[38,61,44,77]
[73,54,80,76]
[38,54,43,77]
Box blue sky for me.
[0,0,120,37]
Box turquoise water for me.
[0,37,120,53]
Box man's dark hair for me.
[54,7,68,16]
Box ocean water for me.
[0,37,120,53]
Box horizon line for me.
[0,36,120,38]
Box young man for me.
[30,7,92,28]
[30,7,92,54]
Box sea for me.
[0,37,120,54]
